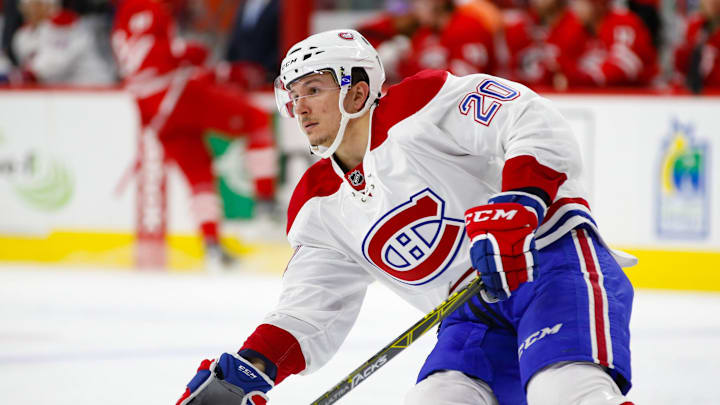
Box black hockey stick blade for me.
[309,276,484,405]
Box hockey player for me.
[11,0,115,85]
[358,0,500,84]
[504,0,657,90]
[502,0,586,88]
[176,29,636,405]
[674,0,720,92]
[111,0,278,266]
[563,0,658,87]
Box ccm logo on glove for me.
[238,364,258,379]
[464,202,539,302]
[465,208,519,224]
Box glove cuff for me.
[219,353,275,392]
[488,191,547,226]
[238,349,278,382]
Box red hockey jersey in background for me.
[112,0,208,124]
[111,0,276,207]
[568,8,658,87]
[401,10,496,78]
[503,9,586,86]
[674,14,720,88]
[503,7,657,88]
[359,7,497,83]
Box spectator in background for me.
[505,0,658,90]
[2,0,24,65]
[628,0,661,48]
[674,0,720,92]
[358,0,501,84]
[503,0,587,88]
[0,50,12,83]
[112,0,278,269]
[225,0,279,85]
[11,0,115,85]
[561,0,659,88]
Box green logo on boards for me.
[206,133,254,219]
[0,151,75,211]
[656,119,710,239]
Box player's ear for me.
[349,81,370,113]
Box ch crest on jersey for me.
[362,188,465,285]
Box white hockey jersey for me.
[12,10,115,86]
[248,70,634,377]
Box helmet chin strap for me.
[309,84,374,159]
[310,115,349,158]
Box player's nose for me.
[294,97,311,115]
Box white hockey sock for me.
[526,362,631,405]
[404,370,498,405]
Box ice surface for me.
[0,265,718,404]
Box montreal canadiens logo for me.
[362,189,465,285]
[338,32,355,40]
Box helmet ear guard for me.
[274,29,386,158]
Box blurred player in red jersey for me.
[564,0,658,88]
[111,0,277,268]
[358,0,501,84]
[502,0,587,88]
[674,0,720,92]
[504,0,658,90]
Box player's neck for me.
[333,113,371,171]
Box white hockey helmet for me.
[274,29,386,158]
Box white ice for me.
[0,265,718,404]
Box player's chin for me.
[308,132,330,146]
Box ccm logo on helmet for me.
[464,209,518,225]
[281,58,297,71]
[338,32,355,40]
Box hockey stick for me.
[309,276,484,405]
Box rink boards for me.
[0,88,718,291]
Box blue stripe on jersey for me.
[537,209,597,240]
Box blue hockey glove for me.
[177,352,274,405]
[464,192,546,302]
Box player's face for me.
[700,0,720,17]
[411,0,452,28]
[570,0,596,24]
[19,0,55,24]
[288,72,342,148]
[530,0,562,17]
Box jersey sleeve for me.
[568,11,658,87]
[243,244,374,379]
[599,15,658,86]
[498,94,575,203]
[440,74,578,204]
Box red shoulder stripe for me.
[286,158,342,234]
[371,69,448,150]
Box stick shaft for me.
[309,277,484,405]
